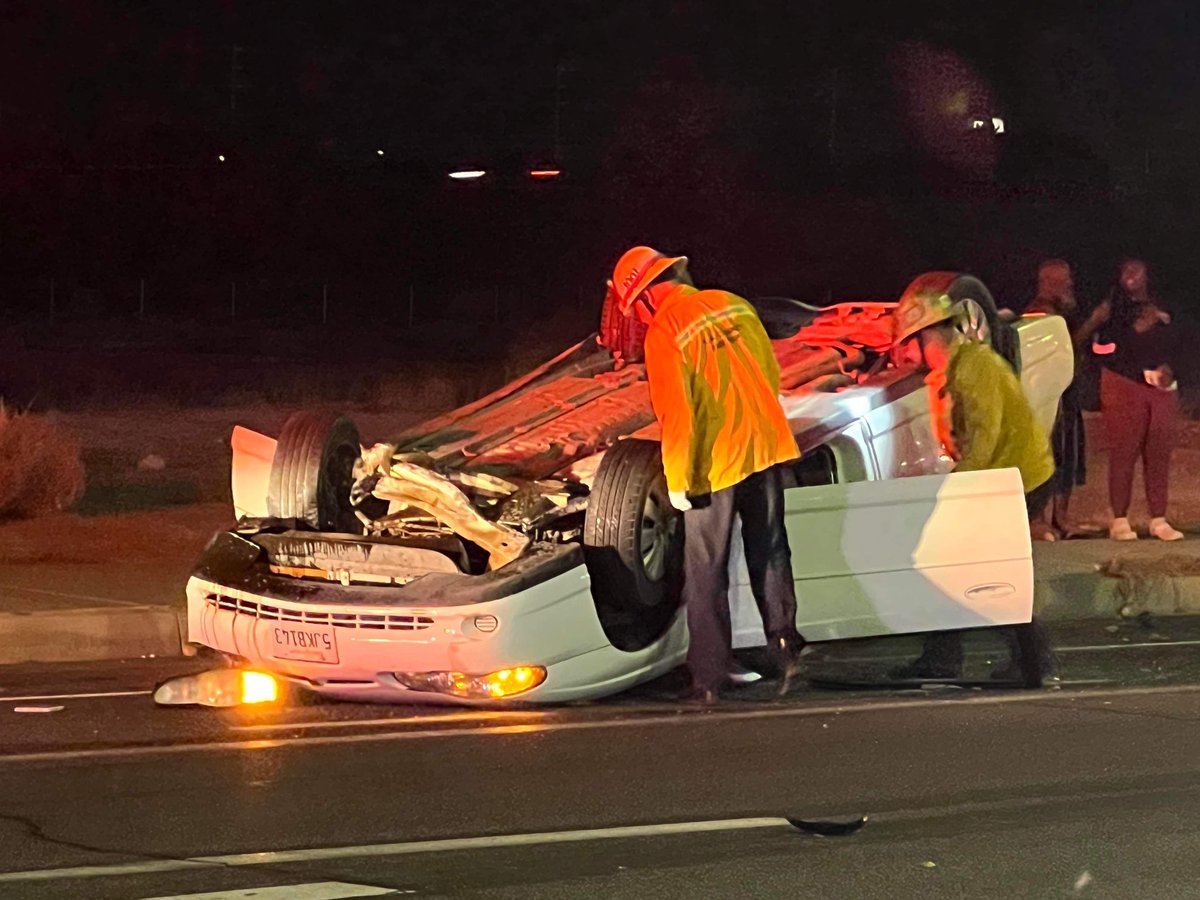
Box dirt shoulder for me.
[0,402,438,657]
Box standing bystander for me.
[1025,259,1108,537]
[1092,259,1184,541]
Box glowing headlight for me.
[153,668,279,708]
[239,670,279,704]
[394,665,546,699]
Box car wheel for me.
[583,439,683,651]
[267,411,362,533]
[943,273,1020,372]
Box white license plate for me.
[269,623,339,664]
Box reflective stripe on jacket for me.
[644,285,799,496]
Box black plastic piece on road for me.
[807,676,1028,691]
[786,815,868,836]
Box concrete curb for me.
[1033,540,1200,621]
[0,606,186,665]
[5,542,1200,665]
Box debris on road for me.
[786,815,868,836]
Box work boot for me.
[888,658,962,680]
[997,621,1054,687]
[989,660,1023,682]
[1109,517,1138,541]
[1150,517,1184,542]
[889,632,964,680]
[769,634,805,697]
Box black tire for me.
[583,439,683,651]
[943,273,1020,373]
[900,272,1018,372]
[267,411,362,533]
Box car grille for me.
[204,594,435,631]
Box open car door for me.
[729,468,1033,646]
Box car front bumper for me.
[185,532,686,704]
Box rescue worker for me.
[610,246,805,703]
[889,280,1055,681]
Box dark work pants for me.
[915,484,1054,674]
[682,467,800,692]
[917,620,1050,676]
[1101,368,1178,518]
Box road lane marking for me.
[0,682,1197,766]
[821,637,1200,664]
[230,710,542,733]
[0,585,146,607]
[142,882,403,899]
[0,637,1183,710]
[1057,639,1200,652]
[0,690,152,704]
[0,818,789,885]
[8,779,1197,887]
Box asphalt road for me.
[1,619,1199,899]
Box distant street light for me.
[529,169,561,179]
[969,117,1005,134]
[448,169,486,180]
[377,149,385,156]
[218,154,226,162]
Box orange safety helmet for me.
[610,245,687,317]
[892,274,958,344]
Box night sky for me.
[2,1,1199,318]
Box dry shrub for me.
[0,403,86,519]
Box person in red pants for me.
[1091,259,1184,541]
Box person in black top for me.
[1026,259,1107,538]
[1092,258,1184,541]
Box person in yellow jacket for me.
[610,245,805,703]
[889,279,1055,681]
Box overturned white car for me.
[186,272,1073,703]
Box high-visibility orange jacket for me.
[644,285,799,496]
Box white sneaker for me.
[1109,517,1139,541]
[1150,517,1184,541]
[727,661,763,686]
